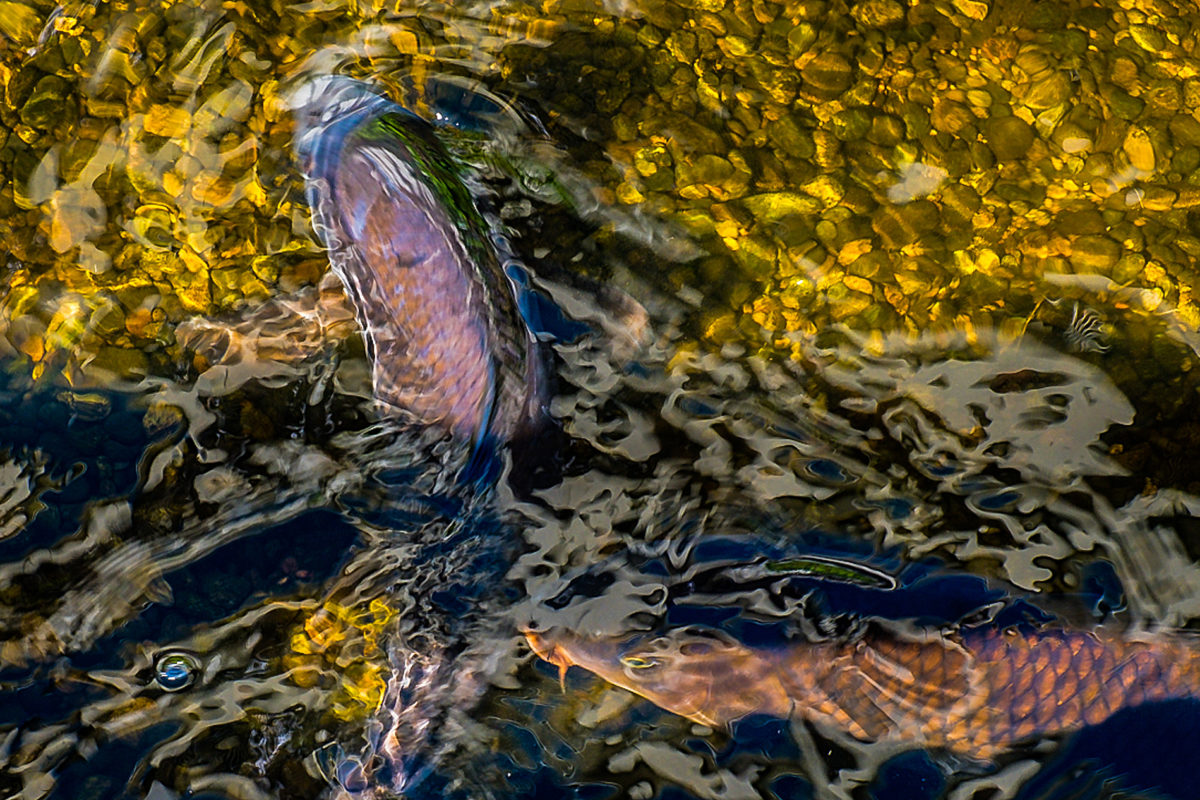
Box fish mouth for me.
[523,628,573,689]
[524,628,565,664]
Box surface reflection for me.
[4,1,1200,799]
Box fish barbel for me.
[527,623,1200,757]
[292,77,540,446]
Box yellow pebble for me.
[144,104,191,139]
[843,275,873,294]
[1122,126,1156,173]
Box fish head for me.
[525,625,748,727]
[289,76,417,185]
[289,76,388,143]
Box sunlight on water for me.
[3,1,1200,799]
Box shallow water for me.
[4,0,1200,798]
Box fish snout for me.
[523,627,572,689]
[523,627,560,662]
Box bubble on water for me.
[154,651,200,692]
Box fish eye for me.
[620,655,660,670]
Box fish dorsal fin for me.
[796,625,980,743]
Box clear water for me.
[2,1,1200,799]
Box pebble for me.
[1068,235,1121,273]
[850,0,905,28]
[1122,126,1156,172]
[983,116,1035,161]
[799,52,854,100]
[19,76,71,131]
[0,0,1199,424]
[742,191,822,223]
[144,104,190,139]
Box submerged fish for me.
[291,76,542,448]
[527,622,1200,758]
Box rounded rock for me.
[931,98,974,136]
[1068,235,1120,273]
[850,0,906,28]
[983,116,1035,161]
[1122,126,1156,173]
[867,114,905,146]
[800,52,854,100]
[1024,71,1073,110]
[830,108,871,142]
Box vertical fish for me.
[526,623,1200,758]
[291,76,541,451]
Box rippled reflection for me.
[4,0,1200,799]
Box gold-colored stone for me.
[966,89,992,110]
[180,247,207,274]
[125,306,154,338]
[190,171,238,207]
[144,104,191,139]
[665,30,698,63]
[1140,187,1177,212]
[827,287,872,321]
[1024,71,1072,110]
[390,28,420,54]
[1122,126,1156,173]
[850,0,905,28]
[615,181,645,204]
[243,174,268,208]
[801,175,844,208]
[742,192,822,223]
[0,1,42,45]
[1068,235,1120,273]
[799,51,853,100]
[719,35,753,58]
[931,99,973,135]
[837,239,873,266]
[162,169,185,198]
[1127,24,1165,53]
[843,275,873,294]
[629,146,658,178]
[952,0,990,19]
[176,271,211,313]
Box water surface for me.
[3,1,1200,798]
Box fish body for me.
[527,623,1200,758]
[292,77,540,448]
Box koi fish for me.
[291,76,541,447]
[526,622,1200,758]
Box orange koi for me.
[527,623,1200,758]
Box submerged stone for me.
[800,52,854,100]
[983,116,1035,161]
[1068,235,1120,273]
[20,76,71,131]
[742,191,822,223]
[1123,126,1156,172]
